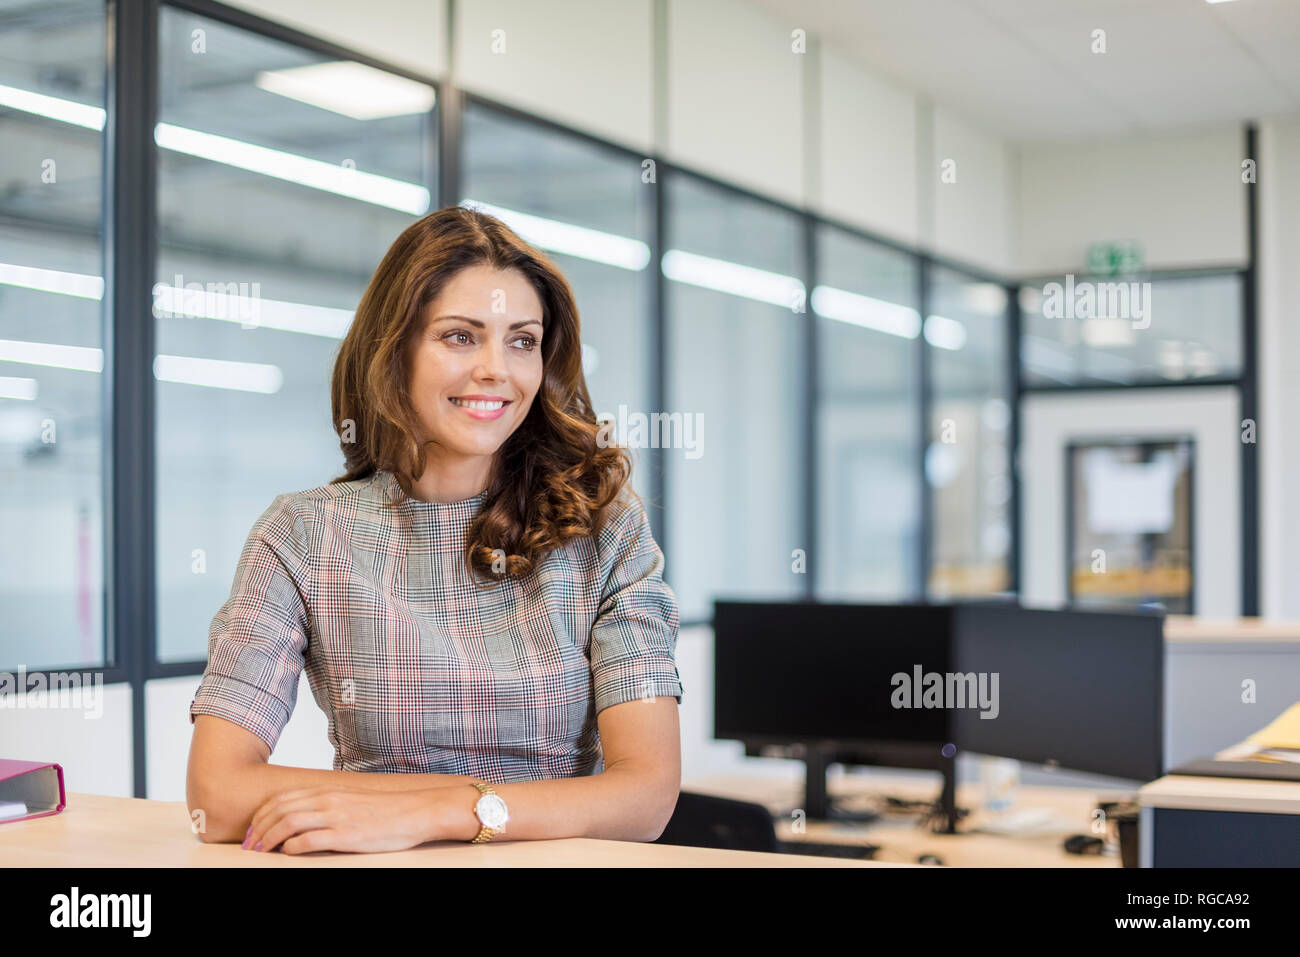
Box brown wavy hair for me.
[330,204,633,583]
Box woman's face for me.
[409,263,545,464]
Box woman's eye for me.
[444,331,472,345]
[514,336,538,351]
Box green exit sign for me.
[1086,241,1143,277]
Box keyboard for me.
[776,839,880,860]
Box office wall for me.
[454,0,656,152]
[1257,118,1300,620]
[931,106,1016,276]
[816,46,918,246]
[0,683,132,798]
[225,0,446,78]
[665,0,804,205]
[1019,387,1241,616]
[1015,126,1247,276]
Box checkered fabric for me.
[189,469,684,781]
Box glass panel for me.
[0,0,106,670]
[1021,272,1243,386]
[813,225,920,600]
[460,102,653,497]
[155,7,434,662]
[665,175,804,621]
[927,265,1011,598]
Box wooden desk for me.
[685,771,1130,867]
[0,793,901,867]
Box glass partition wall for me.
[11,0,1258,800]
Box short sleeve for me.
[188,493,312,753]
[588,491,685,714]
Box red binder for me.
[0,759,66,823]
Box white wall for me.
[816,45,918,246]
[455,0,656,153]
[0,682,132,798]
[931,105,1016,276]
[1020,387,1241,616]
[225,0,446,79]
[1015,126,1247,276]
[665,0,804,206]
[1257,117,1300,619]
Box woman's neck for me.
[402,452,493,503]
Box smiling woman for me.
[186,206,685,853]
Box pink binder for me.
[0,759,66,823]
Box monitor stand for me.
[801,742,960,834]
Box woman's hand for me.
[243,786,452,855]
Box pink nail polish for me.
[253,840,263,851]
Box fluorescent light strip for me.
[152,284,353,338]
[662,249,804,308]
[154,123,429,214]
[255,62,436,120]
[1,261,352,339]
[0,339,281,394]
[0,83,427,214]
[462,200,650,271]
[0,82,104,129]
[0,376,38,401]
[0,262,103,299]
[0,338,102,373]
[154,354,282,394]
[923,314,967,351]
[811,285,920,338]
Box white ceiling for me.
[750,0,1300,142]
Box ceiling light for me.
[0,338,102,373]
[0,84,428,213]
[923,314,968,350]
[152,283,353,337]
[662,249,804,309]
[256,61,435,120]
[0,82,104,129]
[462,200,650,270]
[0,376,38,401]
[0,262,102,299]
[154,123,429,214]
[153,355,282,393]
[812,285,920,338]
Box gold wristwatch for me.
[468,780,509,844]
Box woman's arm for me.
[244,695,681,852]
[187,714,480,844]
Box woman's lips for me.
[449,396,510,421]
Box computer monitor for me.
[952,603,1165,782]
[713,599,955,747]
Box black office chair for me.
[653,791,782,852]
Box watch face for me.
[476,794,509,829]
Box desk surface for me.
[0,793,901,867]
[1139,774,1300,814]
[1164,615,1300,642]
[684,772,1129,867]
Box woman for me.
[186,205,684,854]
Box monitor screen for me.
[713,600,954,746]
[952,603,1164,781]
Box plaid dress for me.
[188,469,684,782]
